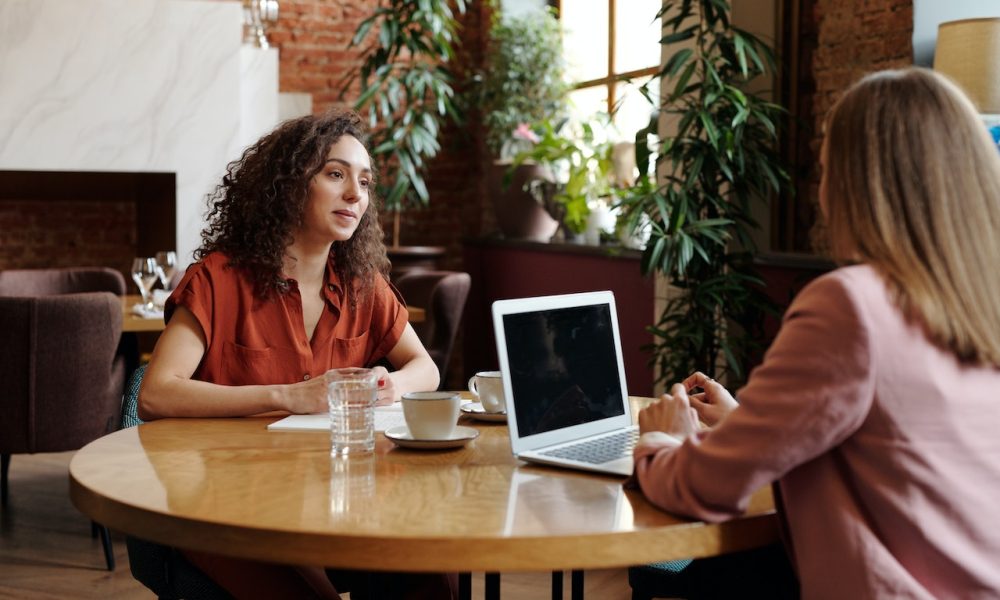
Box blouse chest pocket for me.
[330,331,370,368]
[220,341,300,385]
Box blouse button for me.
[303,374,311,381]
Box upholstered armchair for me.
[0,267,128,570]
[393,270,472,387]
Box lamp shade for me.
[934,17,1000,113]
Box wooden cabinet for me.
[463,239,656,397]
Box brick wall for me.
[804,0,913,250]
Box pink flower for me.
[512,123,540,144]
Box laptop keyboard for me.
[539,428,639,464]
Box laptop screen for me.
[502,303,626,437]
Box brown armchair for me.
[393,270,471,388]
[0,268,128,571]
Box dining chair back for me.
[0,276,127,571]
[0,266,126,296]
[393,270,471,387]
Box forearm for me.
[138,374,287,420]
[388,354,440,397]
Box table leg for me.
[485,572,501,600]
[551,570,563,600]
[459,572,472,600]
[571,570,584,600]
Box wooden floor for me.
[0,451,636,599]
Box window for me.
[558,0,662,141]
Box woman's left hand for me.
[371,366,396,406]
[637,383,701,439]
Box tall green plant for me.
[477,9,569,159]
[619,0,788,385]
[344,0,467,217]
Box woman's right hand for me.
[279,376,329,414]
[681,371,738,427]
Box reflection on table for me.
[69,397,777,573]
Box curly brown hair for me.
[196,109,390,302]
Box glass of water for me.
[327,367,379,456]
[130,257,159,311]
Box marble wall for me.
[0,0,278,266]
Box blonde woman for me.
[633,67,1000,599]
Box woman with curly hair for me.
[139,109,450,598]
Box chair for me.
[0,266,126,296]
[393,270,471,387]
[119,364,233,600]
[0,268,128,571]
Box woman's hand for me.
[682,371,738,427]
[371,365,396,406]
[280,376,329,414]
[637,383,701,439]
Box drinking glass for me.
[155,250,178,290]
[327,368,378,456]
[131,257,159,311]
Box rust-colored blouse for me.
[164,252,407,386]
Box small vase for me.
[489,161,559,242]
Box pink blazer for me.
[634,265,1000,599]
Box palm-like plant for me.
[344,0,467,246]
[619,0,788,385]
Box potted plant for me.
[510,116,616,244]
[343,0,467,250]
[474,8,570,242]
[618,0,789,385]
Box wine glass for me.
[155,250,178,290]
[131,257,159,311]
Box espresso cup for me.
[401,391,462,440]
[468,370,505,413]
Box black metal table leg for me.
[485,572,501,600]
[551,570,564,600]
[571,569,584,600]
[458,572,472,600]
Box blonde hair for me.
[823,67,1000,367]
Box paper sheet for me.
[267,402,408,432]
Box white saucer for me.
[384,425,479,449]
[460,402,507,423]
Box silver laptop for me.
[492,291,638,477]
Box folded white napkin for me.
[131,303,165,320]
[152,289,171,310]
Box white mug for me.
[401,391,461,440]
[468,370,505,414]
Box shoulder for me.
[789,264,898,337]
[796,264,889,310]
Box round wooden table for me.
[69,401,777,573]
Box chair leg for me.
[95,522,115,571]
[551,570,564,600]
[1,453,10,506]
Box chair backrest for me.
[0,292,125,453]
[393,270,472,386]
[0,267,126,297]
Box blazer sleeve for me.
[633,271,877,522]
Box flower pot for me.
[489,161,559,242]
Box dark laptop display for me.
[503,304,626,437]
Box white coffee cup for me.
[401,391,462,440]
[468,370,505,413]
